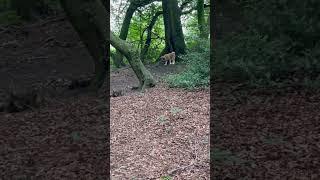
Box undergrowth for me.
[166,38,210,89]
[213,0,320,89]
[0,10,21,25]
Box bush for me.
[0,10,21,25]
[0,0,10,11]
[0,0,61,22]
[166,38,210,89]
[213,0,320,88]
[214,31,320,87]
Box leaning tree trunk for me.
[110,32,155,91]
[60,0,108,92]
[161,0,186,57]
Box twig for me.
[88,104,108,112]
[27,16,66,28]
[26,56,49,61]
[0,27,8,35]
[167,162,195,175]
[0,40,19,48]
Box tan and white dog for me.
[160,52,176,65]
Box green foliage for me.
[157,115,168,124]
[211,148,245,166]
[70,131,80,142]
[128,3,165,64]
[214,0,320,88]
[170,107,182,115]
[0,0,61,24]
[0,0,10,11]
[110,47,118,70]
[0,10,21,25]
[166,38,210,89]
[262,134,285,145]
[160,176,172,180]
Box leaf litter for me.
[111,85,210,179]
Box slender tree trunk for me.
[140,11,163,63]
[161,0,186,57]
[110,32,156,90]
[197,0,209,38]
[10,0,36,20]
[207,9,210,38]
[113,3,136,68]
[101,0,108,10]
[60,0,108,92]
[113,0,157,68]
[211,0,216,70]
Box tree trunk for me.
[197,0,209,38]
[60,0,108,92]
[207,9,210,38]
[215,0,244,39]
[211,0,216,69]
[161,0,186,57]
[10,0,36,20]
[101,0,108,10]
[113,3,136,68]
[110,32,156,91]
[113,0,158,68]
[140,11,163,63]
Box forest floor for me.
[110,84,210,179]
[110,64,210,179]
[212,83,320,179]
[0,16,210,179]
[0,16,110,179]
[1,15,319,180]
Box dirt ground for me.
[110,64,185,96]
[0,16,109,179]
[212,83,320,179]
[111,86,210,179]
[0,16,94,91]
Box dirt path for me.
[110,63,185,96]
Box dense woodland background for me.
[3,0,319,90]
[213,0,320,89]
[109,0,210,90]
[0,0,320,179]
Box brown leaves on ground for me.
[212,83,320,179]
[111,85,210,179]
[0,95,109,179]
[0,17,109,179]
